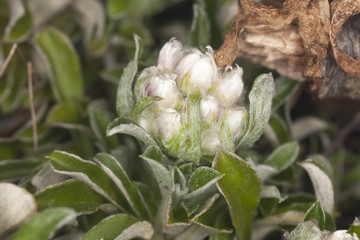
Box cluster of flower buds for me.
[134,38,247,159]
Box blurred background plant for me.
[1,0,360,239]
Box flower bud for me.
[201,130,220,156]
[216,65,244,106]
[176,52,218,92]
[157,38,185,72]
[200,95,222,124]
[226,107,246,140]
[154,109,183,142]
[143,73,182,110]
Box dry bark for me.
[214,0,360,99]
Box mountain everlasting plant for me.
[134,38,247,161]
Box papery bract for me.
[227,107,246,140]
[200,95,222,124]
[143,73,182,110]
[154,109,183,142]
[216,65,244,106]
[157,38,185,72]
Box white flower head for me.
[154,109,183,142]
[143,72,182,110]
[200,95,222,124]
[157,38,185,72]
[226,107,247,140]
[216,65,244,106]
[174,49,202,84]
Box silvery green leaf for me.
[4,0,32,42]
[292,116,329,140]
[219,112,235,153]
[185,167,222,199]
[237,73,275,148]
[0,183,37,235]
[28,0,71,26]
[189,2,210,48]
[129,96,162,121]
[140,155,173,200]
[36,27,84,102]
[175,222,231,240]
[263,115,290,148]
[81,214,153,240]
[48,151,129,212]
[173,166,187,192]
[191,193,220,220]
[185,90,202,164]
[4,0,25,37]
[299,155,334,214]
[31,162,68,192]
[115,221,154,240]
[265,141,299,174]
[35,179,103,214]
[107,117,157,147]
[94,153,150,220]
[116,35,142,117]
[141,145,164,164]
[163,222,191,236]
[71,0,105,51]
[7,208,76,240]
[213,150,261,240]
[260,185,287,203]
[88,100,119,151]
[154,192,173,233]
[0,159,43,181]
[272,76,298,113]
[303,201,326,230]
[254,210,305,227]
[254,164,277,182]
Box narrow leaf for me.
[189,2,210,48]
[272,77,298,112]
[88,100,119,150]
[81,214,145,240]
[46,102,83,126]
[115,221,154,240]
[0,159,43,181]
[8,208,76,240]
[116,35,142,117]
[237,73,274,148]
[265,141,299,173]
[299,155,334,214]
[185,90,202,164]
[35,179,103,214]
[140,155,173,199]
[94,153,149,220]
[36,27,84,101]
[130,96,161,121]
[185,167,222,199]
[48,151,129,212]
[303,201,326,230]
[4,0,32,42]
[213,150,261,240]
[107,117,157,147]
[260,185,287,203]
